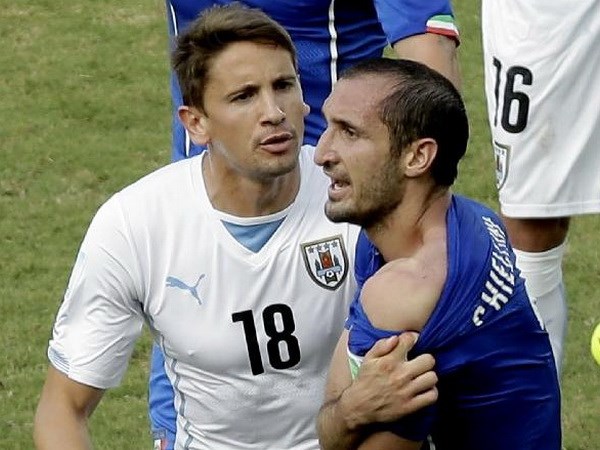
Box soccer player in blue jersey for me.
[315,58,561,449]
[165,0,460,161]
[151,1,460,446]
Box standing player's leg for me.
[481,0,600,375]
[500,217,569,374]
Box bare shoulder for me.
[361,247,447,333]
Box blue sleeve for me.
[149,343,177,450]
[374,0,457,44]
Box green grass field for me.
[1,1,599,448]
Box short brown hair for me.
[172,3,297,108]
[341,58,469,187]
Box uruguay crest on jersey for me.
[301,235,349,290]
[493,140,511,190]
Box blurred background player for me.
[481,0,600,374]
[165,0,460,161]
[151,1,460,446]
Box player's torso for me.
[155,227,355,449]
[130,151,358,449]
[420,197,560,449]
[350,197,560,449]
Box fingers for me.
[346,343,438,424]
[393,332,419,358]
[358,332,438,420]
[364,332,420,364]
[364,331,419,360]
[404,385,439,415]
[399,363,438,416]
[365,368,438,422]
[408,369,438,396]
[406,353,436,374]
[363,335,400,359]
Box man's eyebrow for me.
[275,74,299,83]
[330,117,358,130]
[225,83,257,97]
[226,74,297,95]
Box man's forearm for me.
[34,367,105,450]
[34,405,93,450]
[318,388,369,450]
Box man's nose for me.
[261,94,286,125]
[314,128,334,166]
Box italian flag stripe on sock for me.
[426,15,459,39]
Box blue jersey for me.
[165,0,457,160]
[347,195,561,449]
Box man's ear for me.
[403,138,438,178]
[302,102,311,117]
[178,105,210,146]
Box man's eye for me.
[232,92,253,102]
[275,80,294,90]
[342,127,357,139]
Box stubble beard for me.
[325,161,405,229]
[247,150,299,182]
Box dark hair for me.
[341,58,469,187]
[172,2,297,108]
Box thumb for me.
[392,332,419,361]
[364,335,400,360]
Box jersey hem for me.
[500,201,600,218]
[48,347,121,389]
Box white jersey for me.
[48,146,359,449]
[482,0,600,218]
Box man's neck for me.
[201,154,301,217]
[366,188,451,262]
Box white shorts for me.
[482,0,600,218]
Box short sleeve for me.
[374,0,459,44]
[48,194,144,389]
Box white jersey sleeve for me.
[48,195,145,389]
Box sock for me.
[513,242,568,376]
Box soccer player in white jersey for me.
[33,5,438,449]
[481,0,600,374]
[152,2,460,448]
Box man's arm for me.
[358,431,422,450]
[392,33,461,90]
[317,330,438,450]
[34,366,105,450]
